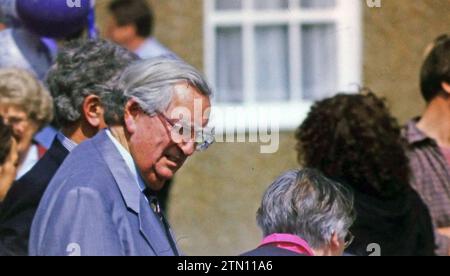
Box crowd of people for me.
[0,0,449,256]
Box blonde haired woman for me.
[0,68,53,178]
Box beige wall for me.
[363,0,450,123]
[169,133,298,256]
[96,0,450,255]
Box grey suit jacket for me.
[29,130,179,256]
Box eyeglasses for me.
[157,112,215,152]
[344,231,354,249]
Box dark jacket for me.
[346,186,436,256]
[0,138,68,256]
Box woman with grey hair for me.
[243,168,355,256]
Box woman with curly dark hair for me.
[296,91,435,256]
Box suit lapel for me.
[47,138,70,165]
[94,130,140,213]
[93,130,176,255]
[160,213,181,255]
[138,196,177,256]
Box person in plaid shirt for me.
[404,34,450,256]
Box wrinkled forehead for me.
[165,83,211,126]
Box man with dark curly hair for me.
[296,91,435,256]
[403,34,450,256]
[0,39,138,256]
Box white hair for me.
[102,57,212,125]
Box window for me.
[204,0,362,131]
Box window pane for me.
[254,0,289,10]
[216,27,244,103]
[300,0,336,9]
[215,0,242,10]
[301,24,337,100]
[255,25,290,102]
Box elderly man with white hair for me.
[29,57,214,256]
[0,39,138,256]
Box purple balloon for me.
[16,0,91,39]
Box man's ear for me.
[82,95,105,128]
[442,82,450,95]
[124,99,141,135]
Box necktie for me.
[143,188,179,256]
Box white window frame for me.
[204,0,362,131]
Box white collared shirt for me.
[56,132,77,153]
[16,144,38,179]
[106,129,147,192]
